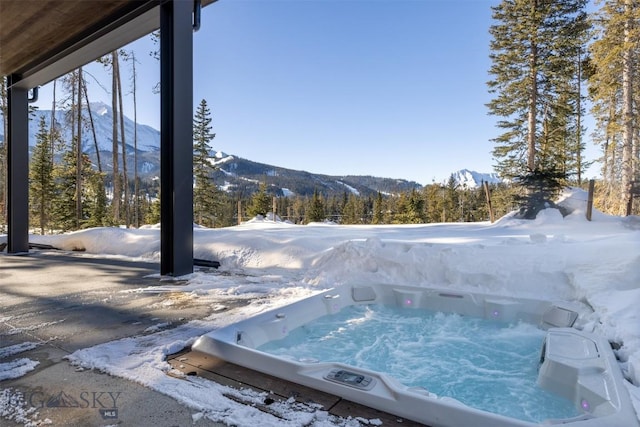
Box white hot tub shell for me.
[192,284,639,427]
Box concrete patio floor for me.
[0,251,224,426]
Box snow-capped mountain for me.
[17,102,160,153]
[0,102,163,177]
[449,169,501,188]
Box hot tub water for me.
[258,304,580,423]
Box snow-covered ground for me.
[1,188,639,426]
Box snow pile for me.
[0,359,40,382]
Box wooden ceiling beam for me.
[1,0,161,89]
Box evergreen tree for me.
[342,193,364,224]
[325,194,342,223]
[363,195,374,223]
[50,138,99,230]
[443,175,459,222]
[514,167,567,219]
[306,189,325,223]
[192,99,220,227]
[97,51,123,224]
[84,172,109,228]
[51,139,82,230]
[487,0,589,179]
[29,116,55,234]
[247,182,271,218]
[489,183,521,219]
[291,196,305,224]
[393,189,426,224]
[383,194,399,224]
[215,192,238,227]
[372,192,385,224]
[423,183,447,223]
[589,0,640,215]
[146,197,161,225]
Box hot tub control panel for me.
[324,369,376,390]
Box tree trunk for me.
[527,1,539,172]
[132,52,139,228]
[576,50,582,185]
[76,68,83,229]
[603,93,616,183]
[527,45,538,171]
[69,73,76,144]
[621,0,634,215]
[50,79,57,158]
[111,51,121,224]
[114,53,129,227]
[82,75,102,173]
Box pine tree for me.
[81,75,108,226]
[75,68,83,229]
[306,189,325,223]
[247,182,271,218]
[84,172,109,228]
[51,138,82,230]
[29,116,55,234]
[487,0,589,179]
[589,0,640,215]
[146,197,161,225]
[291,196,305,224]
[514,167,567,219]
[342,193,364,224]
[130,51,140,227]
[423,185,438,223]
[372,192,385,224]
[50,138,100,230]
[392,189,424,224]
[103,51,122,224]
[112,52,130,226]
[405,189,426,224]
[443,175,459,222]
[192,99,220,227]
[321,192,346,223]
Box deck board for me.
[167,349,428,426]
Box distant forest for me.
[1,0,639,234]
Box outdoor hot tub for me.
[192,284,639,427]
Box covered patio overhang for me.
[0,0,215,276]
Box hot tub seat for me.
[538,328,629,419]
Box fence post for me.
[483,182,495,223]
[586,179,595,221]
[237,200,242,225]
[272,196,277,222]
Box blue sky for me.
[34,0,600,185]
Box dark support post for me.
[160,0,194,276]
[586,179,595,221]
[7,75,30,254]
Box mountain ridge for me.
[1,104,500,196]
